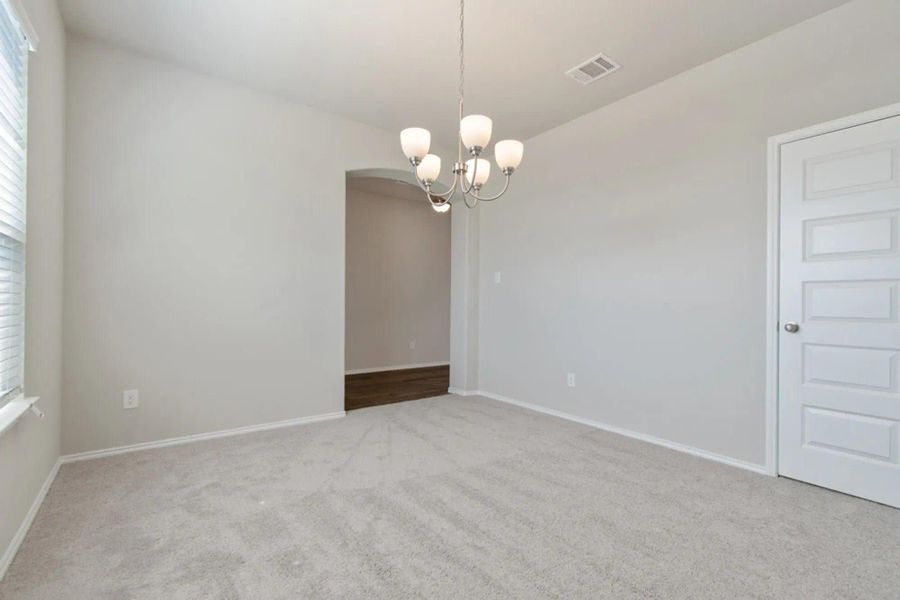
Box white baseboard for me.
[447,387,479,396]
[0,458,60,582]
[471,390,769,476]
[346,362,449,375]
[61,411,346,463]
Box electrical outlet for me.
[567,373,576,387]
[494,271,502,284]
[409,341,416,350]
[123,389,139,410]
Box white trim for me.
[469,390,769,476]
[765,134,780,477]
[0,396,41,438]
[0,458,59,581]
[61,411,346,463]
[345,362,449,375]
[5,0,38,51]
[447,386,479,396]
[764,102,900,478]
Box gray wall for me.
[477,0,900,467]
[62,37,410,454]
[345,181,450,372]
[0,0,65,568]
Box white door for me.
[778,114,900,508]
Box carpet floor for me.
[1,395,898,599]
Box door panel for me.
[779,114,900,507]
[803,211,898,261]
[804,143,899,200]
[803,344,896,391]
[803,406,896,462]
[804,280,897,322]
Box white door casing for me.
[777,113,900,507]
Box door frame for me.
[764,101,900,476]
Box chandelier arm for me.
[435,175,459,200]
[462,188,478,209]
[459,155,479,195]
[410,164,456,199]
[428,192,451,205]
[413,177,434,197]
[460,176,475,196]
[416,173,458,202]
[473,174,511,202]
[430,178,457,201]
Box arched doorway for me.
[344,170,453,410]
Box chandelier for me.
[399,0,524,213]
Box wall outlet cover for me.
[123,389,139,409]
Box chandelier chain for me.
[458,0,465,163]
[459,0,464,109]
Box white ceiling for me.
[59,0,848,144]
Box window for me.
[0,0,29,407]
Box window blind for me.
[0,0,27,407]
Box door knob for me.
[784,322,799,333]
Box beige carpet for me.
[1,395,898,599]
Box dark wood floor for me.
[344,365,450,411]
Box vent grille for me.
[565,53,620,85]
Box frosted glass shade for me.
[460,115,492,150]
[416,154,441,183]
[432,202,450,213]
[495,140,524,171]
[464,158,491,187]
[400,127,431,160]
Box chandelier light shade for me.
[400,0,523,212]
[464,158,490,188]
[400,127,431,161]
[459,115,492,151]
[494,140,524,171]
[416,154,441,184]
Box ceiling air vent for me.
[565,53,620,85]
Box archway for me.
[343,169,478,409]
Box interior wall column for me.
[449,203,478,393]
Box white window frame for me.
[0,0,36,411]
